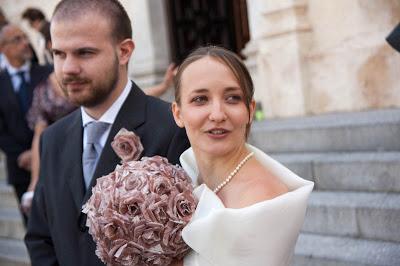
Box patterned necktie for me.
[82,121,109,189]
[16,71,29,115]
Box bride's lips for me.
[205,128,230,139]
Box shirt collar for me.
[4,56,30,76]
[81,79,132,127]
[0,54,6,71]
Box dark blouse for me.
[27,78,76,130]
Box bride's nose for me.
[208,101,227,122]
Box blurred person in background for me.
[0,8,7,29]
[20,72,76,215]
[144,63,177,97]
[22,7,52,65]
[0,8,9,71]
[0,24,52,223]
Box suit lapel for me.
[2,71,22,112]
[2,64,48,115]
[82,83,147,204]
[65,110,86,211]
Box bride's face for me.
[172,56,255,157]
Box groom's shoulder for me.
[43,108,80,139]
[145,95,174,119]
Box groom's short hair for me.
[51,0,132,43]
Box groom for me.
[24,1,189,265]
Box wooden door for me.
[166,0,249,64]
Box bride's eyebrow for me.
[224,87,241,92]
[190,88,209,94]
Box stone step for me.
[250,108,400,153]
[271,152,400,192]
[303,191,400,243]
[0,238,30,266]
[0,209,25,240]
[0,183,18,209]
[293,233,400,266]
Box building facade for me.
[3,0,399,117]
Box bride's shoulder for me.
[225,159,289,209]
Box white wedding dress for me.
[180,144,314,266]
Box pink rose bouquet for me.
[83,129,197,265]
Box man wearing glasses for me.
[0,24,52,220]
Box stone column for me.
[257,0,312,118]
[122,0,172,98]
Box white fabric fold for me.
[180,144,314,266]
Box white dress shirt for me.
[3,56,31,92]
[81,79,132,150]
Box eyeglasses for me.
[4,34,28,45]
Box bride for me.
[171,46,314,266]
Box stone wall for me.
[245,0,400,118]
[2,0,399,113]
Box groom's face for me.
[51,13,120,108]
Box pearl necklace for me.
[213,152,254,194]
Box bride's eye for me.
[226,95,242,104]
[191,95,208,105]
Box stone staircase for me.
[0,153,30,266]
[249,108,400,266]
[1,108,400,266]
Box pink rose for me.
[101,209,131,239]
[168,191,197,223]
[172,166,192,183]
[162,222,190,258]
[110,240,143,266]
[118,191,145,216]
[95,240,112,265]
[85,214,102,242]
[132,221,164,250]
[141,156,169,169]
[143,253,173,265]
[96,173,116,190]
[111,128,143,162]
[120,171,148,192]
[142,194,169,224]
[148,176,172,195]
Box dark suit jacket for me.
[0,64,52,185]
[25,82,190,266]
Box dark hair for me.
[52,0,132,43]
[0,8,8,30]
[174,46,255,137]
[22,8,45,22]
[40,21,51,44]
